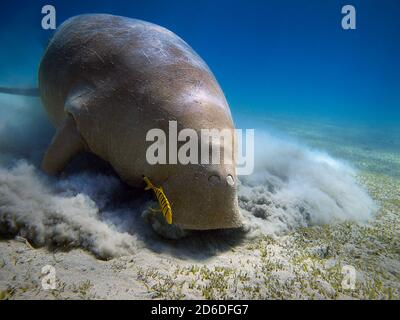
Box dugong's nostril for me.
[208,175,220,185]
[226,174,235,186]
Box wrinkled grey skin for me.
[39,14,243,230]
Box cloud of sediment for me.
[0,94,377,258]
[238,131,377,237]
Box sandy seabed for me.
[0,96,399,299]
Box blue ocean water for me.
[0,0,399,157]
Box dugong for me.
[36,14,242,230]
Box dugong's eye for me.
[208,175,220,185]
[226,175,235,186]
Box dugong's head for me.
[163,162,243,230]
[150,122,243,231]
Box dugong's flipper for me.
[0,86,40,97]
[41,114,86,175]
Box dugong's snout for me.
[164,167,243,230]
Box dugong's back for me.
[39,14,234,185]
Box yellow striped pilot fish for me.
[143,176,173,224]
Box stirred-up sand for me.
[0,95,399,299]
